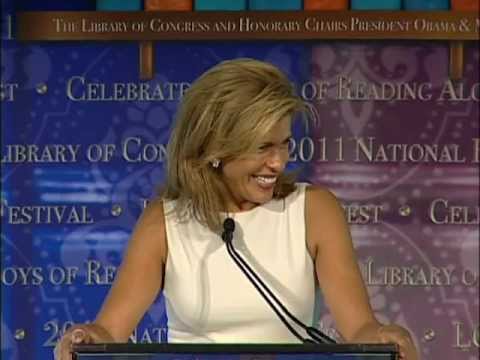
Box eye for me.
[257,143,271,152]
[279,137,292,149]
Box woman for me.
[55,58,417,359]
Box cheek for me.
[222,158,263,183]
[222,164,251,184]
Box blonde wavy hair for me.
[162,58,307,232]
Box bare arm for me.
[305,186,417,359]
[93,198,168,342]
[305,185,378,341]
[55,199,167,359]
[95,200,167,342]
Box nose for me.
[265,147,288,172]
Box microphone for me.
[222,218,307,343]
[221,217,336,344]
[221,217,235,243]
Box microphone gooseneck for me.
[221,217,336,344]
[225,240,308,343]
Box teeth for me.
[254,176,276,184]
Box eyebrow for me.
[282,135,293,143]
[261,135,292,147]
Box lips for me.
[252,175,277,189]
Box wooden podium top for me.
[72,343,399,360]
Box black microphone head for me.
[223,217,235,232]
[221,217,235,243]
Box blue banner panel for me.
[15,1,96,11]
[350,0,401,9]
[96,0,143,11]
[195,0,247,10]
[403,0,450,10]
[248,0,302,10]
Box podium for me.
[72,343,399,359]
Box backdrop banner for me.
[1,1,479,359]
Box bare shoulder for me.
[137,197,166,225]
[305,184,349,257]
[129,197,168,265]
[305,184,343,214]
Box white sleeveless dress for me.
[163,183,315,343]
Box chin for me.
[251,189,275,204]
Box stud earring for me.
[211,159,220,168]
